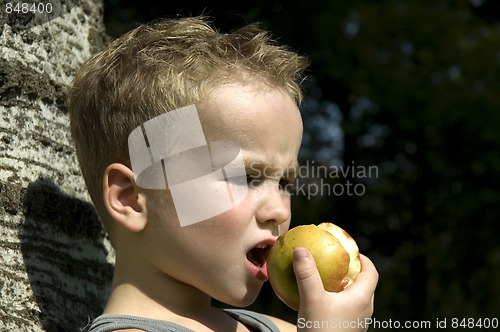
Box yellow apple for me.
[266,222,361,310]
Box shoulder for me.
[263,314,296,332]
[87,313,194,332]
[223,309,296,332]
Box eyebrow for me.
[245,159,299,180]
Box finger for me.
[292,247,325,308]
[345,254,379,295]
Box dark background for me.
[102,0,500,329]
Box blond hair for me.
[69,16,308,230]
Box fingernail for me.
[293,247,309,260]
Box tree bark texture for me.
[0,1,114,331]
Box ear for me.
[103,163,147,233]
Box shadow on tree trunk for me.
[20,178,113,331]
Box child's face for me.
[141,82,303,307]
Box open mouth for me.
[246,243,272,268]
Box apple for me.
[266,222,361,310]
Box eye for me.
[279,178,295,194]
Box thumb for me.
[292,247,325,308]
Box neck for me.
[104,253,213,320]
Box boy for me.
[69,16,378,331]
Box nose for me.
[255,182,291,227]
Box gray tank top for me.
[88,309,281,332]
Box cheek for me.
[202,197,256,232]
[144,188,258,249]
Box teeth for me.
[255,244,267,249]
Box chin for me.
[226,296,258,308]
[214,285,262,308]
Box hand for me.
[293,248,378,332]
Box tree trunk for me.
[0,1,114,331]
